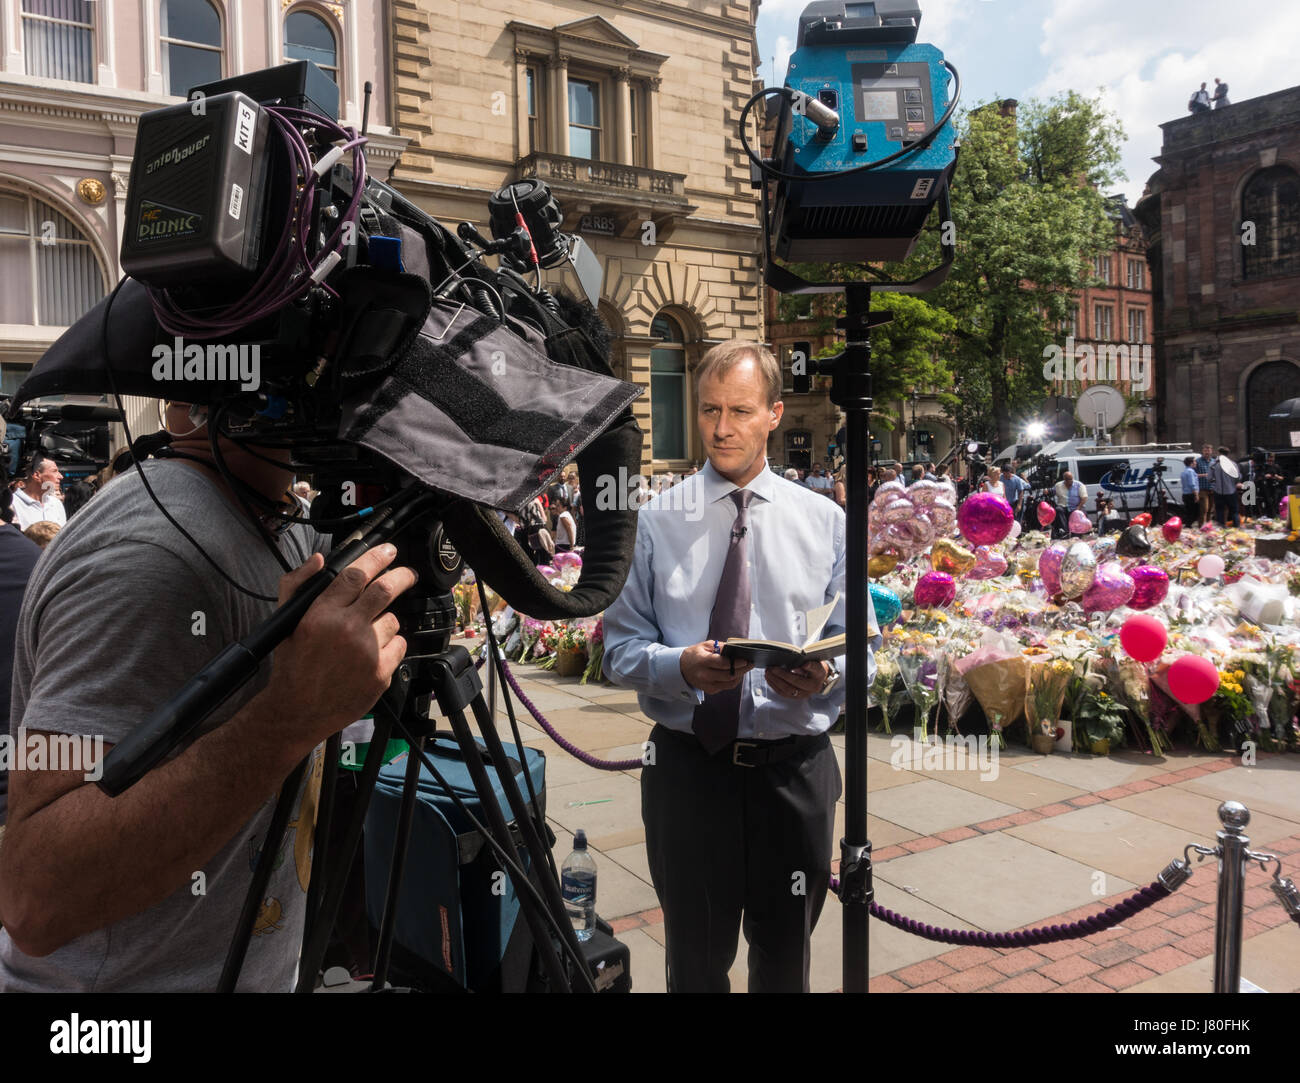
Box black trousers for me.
[641,724,840,993]
[1215,492,1240,527]
[1182,494,1199,525]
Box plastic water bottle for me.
[561,829,597,941]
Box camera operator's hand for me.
[680,641,753,695]
[263,544,416,758]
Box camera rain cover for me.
[336,278,642,512]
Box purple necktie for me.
[692,489,754,753]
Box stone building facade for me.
[0,0,405,446]
[388,0,764,472]
[1135,85,1300,455]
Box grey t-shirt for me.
[0,460,329,992]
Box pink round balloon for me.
[914,571,957,607]
[1120,614,1167,662]
[1068,509,1091,534]
[1037,501,1056,528]
[967,545,1008,580]
[1128,564,1170,610]
[1081,561,1135,613]
[929,499,957,530]
[1168,654,1219,705]
[872,481,907,507]
[1038,543,1068,595]
[956,492,1014,547]
[908,480,940,506]
[1197,554,1225,578]
[881,497,914,523]
[552,551,583,570]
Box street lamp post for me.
[911,391,919,460]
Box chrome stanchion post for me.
[1213,801,1250,994]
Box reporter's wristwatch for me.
[820,662,841,696]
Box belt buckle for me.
[732,740,758,767]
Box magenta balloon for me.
[967,545,1008,580]
[913,571,957,608]
[957,492,1014,547]
[1081,561,1135,613]
[1038,542,1068,595]
[1128,564,1170,610]
[1120,614,1167,662]
[1037,501,1056,528]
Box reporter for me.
[0,404,416,991]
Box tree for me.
[883,90,1126,446]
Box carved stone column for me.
[549,53,570,156]
[615,66,632,165]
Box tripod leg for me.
[219,757,309,993]
[371,732,426,990]
[293,706,397,992]
[466,693,592,983]
[442,705,577,993]
[301,732,340,952]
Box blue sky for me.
[756,0,1299,205]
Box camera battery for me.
[121,91,270,285]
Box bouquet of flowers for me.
[891,618,946,742]
[1025,653,1073,743]
[957,630,1029,749]
[939,642,974,736]
[869,651,902,733]
[581,615,606,684]
[1114,656,1172,755]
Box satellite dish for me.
[1075,385,1126,431]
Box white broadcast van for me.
[999,439,1196,518]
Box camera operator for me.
[11,453,66,531]
[0,402,417,991]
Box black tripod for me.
[1142,468,1177,525]
[98,486,596,993]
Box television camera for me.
[8,60,645,994]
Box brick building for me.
[388,0,765,473]
[1049,196,1155,445]
[1134,85,1300,455]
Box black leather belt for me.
[656,725,822,767]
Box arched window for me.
[0,189,105,329]
[285,9,338,82]
[650,313,687,461]
[1242,166,1300,279]
[0,188,106,394]
[161,0,222,97]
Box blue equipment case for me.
[363,733,547,992]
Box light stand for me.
[763,184,955,993]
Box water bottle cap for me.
[574,829,587,849]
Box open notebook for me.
[720,593,844,668]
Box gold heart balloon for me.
[868,552,900,578]
[930,538,977,576]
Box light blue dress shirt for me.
[604,460,875,740]
[1180,466,1199,494]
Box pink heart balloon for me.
[1128,564,1170,610]
[957,492,1014,546]
[1161,516,1183,543]
[1037,501,1056,528]
[1038,543,1068,595]
[967,545,1008,580]
[1068,509,1091,534]
[914,571,957,608]
[1081,560,1135,613]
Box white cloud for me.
[1027,0,1300,202]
